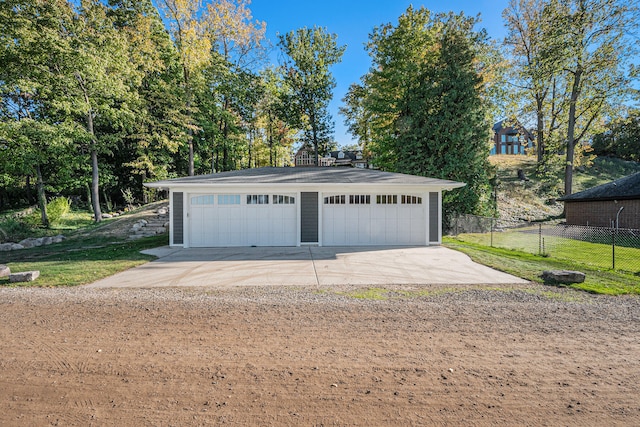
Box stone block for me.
[19,238,34,248]
[9,270,40,283]
[541,270,586,284]
[0,264,10,277]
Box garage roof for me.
[146,167,466,189]
[559,172,640,202]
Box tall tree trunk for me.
[86,111,102,222]
[35,163,49,228]
[268,111,274,167]
[184,67,195,176]
[536,96,545,165]
[247,127,253,169]
[142,170,148,204]
[25,175,34,205]
[310,108,319,166]
[564,66,582,197]
[188,133,194,176]
[76,74,102,221]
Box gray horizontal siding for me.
[173,192,184,245]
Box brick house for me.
[559,172,640,229]
[491,121,535,155]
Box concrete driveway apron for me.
[86,246,529,288]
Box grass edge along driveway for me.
[444,237,640,295]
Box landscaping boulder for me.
[0,264,10,278]
[9,270,40,283]
[541,270,586,284]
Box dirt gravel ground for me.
[1,284,639,426]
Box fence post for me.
[490,217,494,247]
[538,223,542,255]
[612,226,616,270]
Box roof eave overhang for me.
[561,195,639,203]
[144,181,466,191]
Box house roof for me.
[146,167,466,190]
[559,172,640,202]
[493,120,535,142]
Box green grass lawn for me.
[444,237,640,295]
[457,228,640,274]
[0,234,167,287]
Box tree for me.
[345,7,493,218]
[258,67,294,167]
[549,0,638,196]
[0,0,83,225]
[503,0,564,166]
[201,0,268,172]
[157,0,211,176]
[592,110,640,161]
[108,0,189,200]
[340,82,371,153]
[504,0,639,196]
[279,26,345,165]
[60,0,138,222]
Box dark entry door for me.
[300,192,318,243]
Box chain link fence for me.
[449,214,640,275]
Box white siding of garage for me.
[322,193,426,246]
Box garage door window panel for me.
[191,195,215,205]
[324,195,345,205]
[376,195,397,204]
[247,194,269,204]
[273,195,295,204]
[401,195,422,204]
[218,194,240,205]
[349,195,370,204]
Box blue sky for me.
[248,0,511,147]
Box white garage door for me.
[189,194,297,247]
[322,193,426,246]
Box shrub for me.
[47,197,71,226]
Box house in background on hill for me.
[294,146,369,168]
[558,172,640,229]
[491,120,535,155]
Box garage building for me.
[145,167,465,247]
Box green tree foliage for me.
[257,67,295,167]
[157,0,212,176]
[199,0,268,172]
[63,0,138,222]
[2,0,296,216]
[279,26,346,165]
[504,0,563,166]
[0,0,82,225]
[503,0,639,196]
[108,0,190,200]
[592,111,640,161]
[345,7,493,218]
